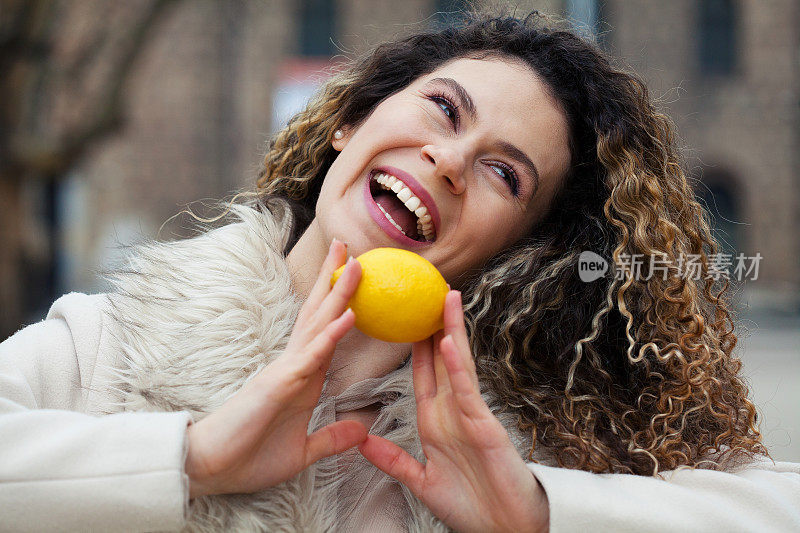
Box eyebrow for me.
[428,77,541,198]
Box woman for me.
[1,10,798,533]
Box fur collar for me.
[100,201,534,532]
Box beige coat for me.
[1,202,799,532]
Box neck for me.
[286,218,411,397]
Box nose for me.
[421,144,466,195]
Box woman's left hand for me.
[358,290,550,533]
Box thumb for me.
[358,434,425,496]
[304,420,368,466]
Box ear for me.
[331,125,353,152]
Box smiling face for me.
[315,56,571,285]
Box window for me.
[698,0,738,75]
[298,0,337,57]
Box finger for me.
[298,239,348,324]
[432,330,452,395]
[358,434,425,496]
[443,290,479,389]
[305,420,368,467]
[441,334,487,418]
[293,308,356,378]
[312,256,362,329]
[412,337,436,403]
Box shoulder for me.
[48,293,116,408]
[0,292,111,411]
[46,292,109,355]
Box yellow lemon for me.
[331,247,448,343]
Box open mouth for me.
[369,171,436,242]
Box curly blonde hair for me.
[254,10,767,475]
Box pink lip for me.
[372,165,441,236]
[363,170,436,248]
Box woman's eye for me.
[489,163,520,196]
[431,96,458,128]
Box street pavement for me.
[735,311,800,462]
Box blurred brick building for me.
[5,0,799,336]
[604,0,800,312]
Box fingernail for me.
[346,255,355,265]
[330,238,338,253]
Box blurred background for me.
[0,0,797,461]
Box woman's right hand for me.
[184,239,365,499]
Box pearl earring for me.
[333,130,344,140]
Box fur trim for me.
[98,200,538,532]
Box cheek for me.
[447,220,517,272]
[432,213,527,283]
[354,100,436,147]
[468,201,529,240]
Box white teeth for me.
[373,171,436,241]
[405,196,421,212]
[377,202,407,235]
